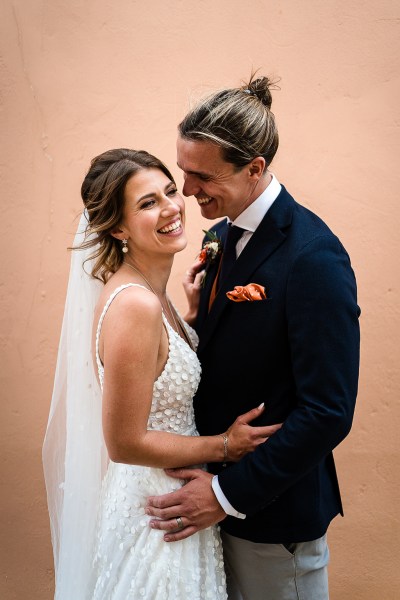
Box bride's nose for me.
[161,197,180,217]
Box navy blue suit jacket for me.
[194,185,360,543]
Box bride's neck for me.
[122,254,172,297]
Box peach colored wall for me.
[1,1,399,598]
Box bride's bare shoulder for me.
[97,280,161,324]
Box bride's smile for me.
[117,168,187,257]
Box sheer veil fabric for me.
[43,212,108,599]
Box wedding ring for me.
[176,516,184,529]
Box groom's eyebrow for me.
[177,162,210,178]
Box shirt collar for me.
[230,173,281,232]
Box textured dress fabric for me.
[90,284,227,599]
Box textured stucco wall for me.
[1,1,399,598]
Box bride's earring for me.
[122,239,128,254]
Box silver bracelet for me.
[219,433,229,464]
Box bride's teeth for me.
[159,219,181,233]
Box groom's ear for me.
[248,157,266,180]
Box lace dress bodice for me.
[90,283,226,600]
[95,283,201,436]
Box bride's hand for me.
[223,404,283,462]
[182,259,205,326]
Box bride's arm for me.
[100,287,278,468]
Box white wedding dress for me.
[89,284,227,599]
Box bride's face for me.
[119,168,187,257]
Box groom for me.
[146,77,360,599]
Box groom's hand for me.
[145,468,226,542]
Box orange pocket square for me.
[226,283,267,302]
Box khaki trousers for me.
[221,530,330,600]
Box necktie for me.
[218,225,245,286]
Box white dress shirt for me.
[211,173,282,519]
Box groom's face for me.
[177,136,258,222]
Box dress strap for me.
[95,283,149,376]
[166,298,197,351]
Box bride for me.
[43,148,280,599]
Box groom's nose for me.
[182,174,200,197]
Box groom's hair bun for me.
[179,71,280,169]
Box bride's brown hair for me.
[76,148,175,283]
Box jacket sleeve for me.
[217,234,360,515]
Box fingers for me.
[146,504,182,520]
[184,260,205,281]
[164,525,198,542]
[148,513,199,542]
[193,271,205,289]
[246,424,283,449]
[253,423,283,437]
[146,468,203,515]
[146,487,184,511]
[237,402,265,425]
[183,262,205,300]
[150,515,188,532]
[147,474,224,542]
[191,258,206,273]
[164,467,203,480]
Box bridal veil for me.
[43,212,108,599]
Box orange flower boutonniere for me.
[199,229,222,265]
[226,283,267,302]
[198,229,222,287]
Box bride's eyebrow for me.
[137,183,175,203]
[137,192,156,203]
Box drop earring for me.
[122,239,128,253]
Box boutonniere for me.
[198,229,222,286]
[226,283,267,302]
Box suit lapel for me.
[196,221,229,332]
[197,188,294,354]
[196,256,220,330]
